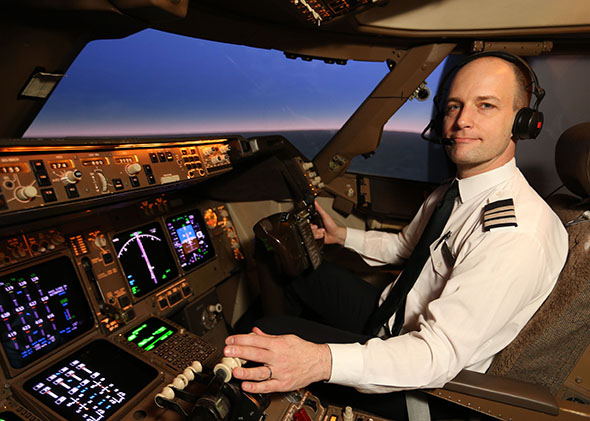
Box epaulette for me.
[483,198,517,231]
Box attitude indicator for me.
[112,223,178,298]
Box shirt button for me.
[436,262,442,269]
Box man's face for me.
[442,57,519,178]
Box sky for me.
[24,29,444,138]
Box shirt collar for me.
[456,159,517,203]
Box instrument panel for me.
[0,136,247,420]
[0,137,232,216]
[0,192,241,417]
[0,135,379,421]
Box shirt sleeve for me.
[328,230,556,393]
[344,191,441,267]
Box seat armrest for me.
[443,370,559,415]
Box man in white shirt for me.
[223,54,568,415]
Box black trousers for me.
[253,260,476,421]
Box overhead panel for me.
[289,0,382,25]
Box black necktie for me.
[364,180,459,337]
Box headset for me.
[421,51,546,144]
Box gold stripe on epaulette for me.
[485,205,514,215]
[483,210,515,221]
[483,198,517,231]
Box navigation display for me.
[23,339,158,421]
[0,256,94,369]
[165,209,215,271]
[125,317,177,351]
[112,222,179,299]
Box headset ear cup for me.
[530,110,544,139]
[512,108,544,139]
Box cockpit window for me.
[24,28,449,183]
[24,29,385,140]
[349,63,449,183]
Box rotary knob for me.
[94,235,107,248]
[15,185,38,201]
[63,169,83,184]
[202,146,215,156]
[11,247,27,258]
[343,407,354,421]
[212,155,225,164]
[207,303,223,314]
[126,163,142,176]
[96,171,108,192]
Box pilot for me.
[223,54,569,418]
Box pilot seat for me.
[425,121,590,420]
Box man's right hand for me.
[311,200,347,246]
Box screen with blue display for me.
[0,256,94,369]
[166,209,215,271]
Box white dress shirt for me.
[327,159,568,393]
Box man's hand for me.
[311,200,347,245]
[223,327,332,393]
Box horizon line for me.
[23,127,423,139]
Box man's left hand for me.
[223,327,332,393]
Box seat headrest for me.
[555,122,590,198]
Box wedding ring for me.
[264,365,273,381]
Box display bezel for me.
[21,339,159,421]
[0,410,26,421]
[164,208,216,273]
[0,254,96,377]
[111,221,179,300]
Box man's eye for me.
[480,103,494,109]
[446,104,460,114]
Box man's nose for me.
[456,106,474,129]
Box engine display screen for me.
[23,339,158,421]
[125,317,177,351]
[112,222,179,299]
[165,209,215,271]
[0,256,95,369]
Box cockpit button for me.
[41,188,57,202]
[112,178,124,190]
[65,184,80,198]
